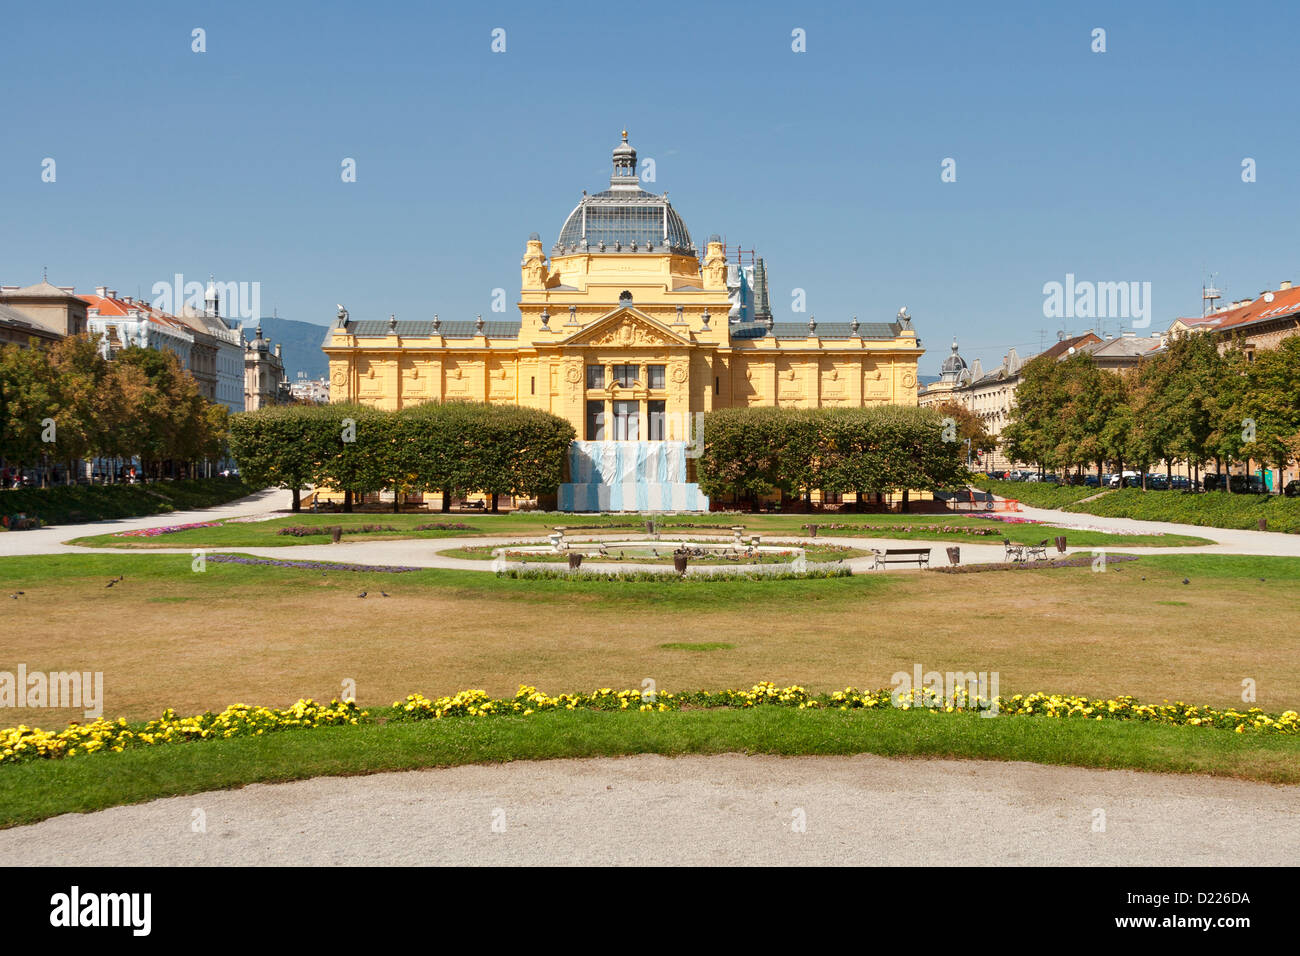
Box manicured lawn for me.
[1065,488,1300,534]
[972,478,1102,508]
[0,477,256,525]
[3,706,1297,828]
[68,510,1212,549]
[0,552,1293,729]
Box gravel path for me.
[7,486,1299,572]
[3,753,1295,866]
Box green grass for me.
[2,706,1297,828]
[69,509,1212,549]
[972,478,1102,508]
[1064,488,1300,534]
[0,477,256,526]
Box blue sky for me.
[3,0,1297,375]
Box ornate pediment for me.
[556,307,690,348]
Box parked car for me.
[1146,474,1169,490]
[1170,475,1191,490]
[1083,474,1100,487]
[1107,471,1140,488]
[1284,479,1300,498]
[1231,475,1267,494]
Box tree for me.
[1239,336,1300,485]
[0,342,60,484]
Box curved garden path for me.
[1,487,1298,570]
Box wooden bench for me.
[871,547,931,570]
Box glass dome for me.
[551,132,695,256]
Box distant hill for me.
[918,374,940,385]
[242,317,331,381]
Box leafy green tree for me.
[1239,336,1300,485]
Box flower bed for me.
[113,521,222,538]
[1,698,363,764]
[932,554,1141,573]
[495,567,853,582]
[391,682,1298,734]
[277,524,397,537]
[805,522,1005,536]
[4,681,1295,765]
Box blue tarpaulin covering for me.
[558,441,709,512]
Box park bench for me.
[871,547,931,570]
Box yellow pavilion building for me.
[323,132,924,510]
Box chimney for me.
[1281,280,1293,291]
[96,286,107,297]
[107,290,117,299]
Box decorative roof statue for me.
[897,306,913,330]
[808,314,817,334]
[388,313,397,331]
[475,314,484,334]
[850,315,860,336]
[336,304,349,327]
[432,313,441,333]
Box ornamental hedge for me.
[697,405,968,510]
[228,402,575,512]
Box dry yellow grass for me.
[0,553,1293,725]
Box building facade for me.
[0,279,88,340]
[323,133,924,508]
[82,288,195,366]
[1161,279,1300,361]
[244,324,289,410]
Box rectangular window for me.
[648,400,666,440]
[613,399,639,440]
[613,364,638,387]
[586,365,605,389]
[715,376,719,395]
[586,400,605,440]
[530,376,535,395]
[647,364,666,389]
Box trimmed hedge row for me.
[228,402,576,512]
[698,405,967,508]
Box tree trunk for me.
[393,492,401,514]
[291,487,301,513]
[441,489,451,513]
[490,492,499,514]
[343,490,353,513]
[901,488,911,514]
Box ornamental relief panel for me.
[444,362,470,395]
[581,317,678,348]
